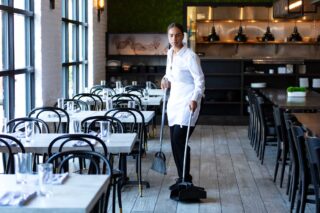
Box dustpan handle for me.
[159,88,167,152]
[182,110,193,182]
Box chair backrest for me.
[7,117,50,134]
[0,134,25,174]
[28,107,70,133]
[291,125,308,179]
[46,150,112,175]
[73,93,103,111]
[81,115,124,134]
[305,137,320,186]
[111,93,142,110]
[283,113,300,170]
[105,108,146,150]
[54,99,89,111]
[90,85,114,94]
[47,134,108,157]
[124,85,144,96]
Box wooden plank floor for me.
[111,125,316,213]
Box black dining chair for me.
[0,134,25,174]
[46,150,112,213]
[81,115,124,213]
[283,113,300,211]
[272,106,290,188]
[111,93,142,110]
[54,99,89,111]
[47,134,108,157]
[7,117,50,134]
[291,125,316,213]
[105,108,149,197]
[304,136,320,213]
[253,93,277,164]
[73,93,103,111]
[7,117,50,167]
[28,106,70,133]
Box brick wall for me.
[34,0,107,106]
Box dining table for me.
[35,110,155,125]
[0,174,110,213]
[3,133,137,154]
[259,88,320,110]
[292,113,320,137]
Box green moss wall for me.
[107,0,273,32]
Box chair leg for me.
[279,147,288,188]
[112,178,116,213]
[117,178,123,213]
[273,144,282,182]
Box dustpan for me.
[151,89,167,175]
[170,111,207,201]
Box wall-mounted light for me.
[95,0,105,22]
[50,0,55,9]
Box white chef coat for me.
[164,46,205,127]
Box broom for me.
[151,88,167,175]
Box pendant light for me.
[262,8,275,42]
[208,23,220,42]
[288,22,302,42]
[234,22,247,42]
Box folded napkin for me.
[13,131,25,139]
[48,113,66,118]
[0,190,36,206]
[51,172,69,185]
[72,139,97,147]
[114,112,130,118]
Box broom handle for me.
[159,88,167,152]
[182,111,193,182]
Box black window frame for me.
[62,0,88,98]
[0,0,35,120]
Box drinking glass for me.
[71,119,81,133]
[67,101,74,113]
[57,98,64,109]
[115,81,122,94]
[38,163,53,197]
[101,80,106,86]
[25,121,35,142]
[146,81,152,90]
[14,153,33,184]
[100,121,111,142]
[132,81,137,86]
[102,88,109,101]
[143,89,149,100]
[106,99,113,111]
[128,100,136,109]
[2,117,8,133]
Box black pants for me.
[170,125,195,182]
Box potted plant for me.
[287,87,307,97]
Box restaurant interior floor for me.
[1,126,315,212]
[113,125,315,213]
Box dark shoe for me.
[169,178,182,190]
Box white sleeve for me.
[188,54,205,102]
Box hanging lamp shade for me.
[234,26,247,42]
[208,26,220,42]
[288,26,303,41]
[262,26,275,42]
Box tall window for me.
[62,0,88,98]
[0,0,34,122]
